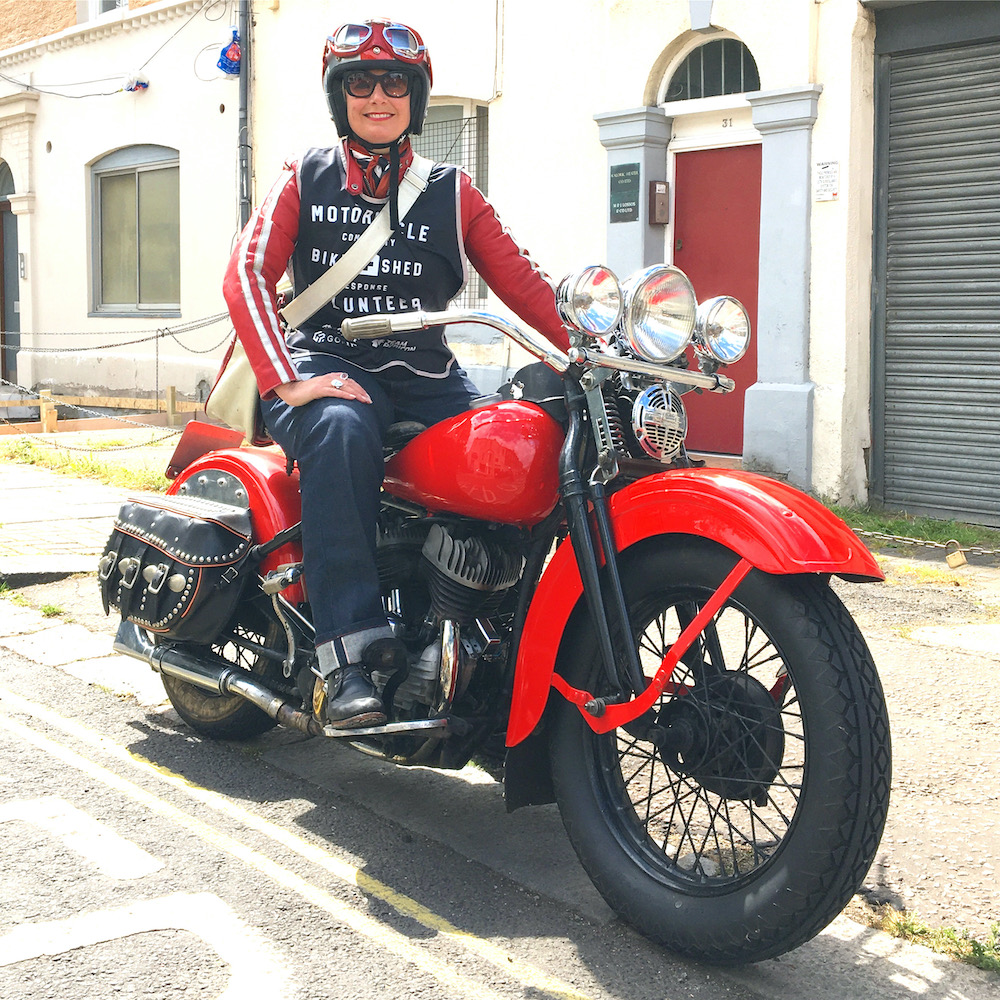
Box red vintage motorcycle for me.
[101,264,890,965]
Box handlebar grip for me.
[340,316,395,341]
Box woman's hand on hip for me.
[274,373,372,407]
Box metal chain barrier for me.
[0,311,233,451]
[2,425,182,453]
[853,528,1000,560]
[0,312,231,355]
[0,378,184,451]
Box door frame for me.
[659,94,761,456]
[0,195,18,385]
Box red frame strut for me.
[550,557,754,734]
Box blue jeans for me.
[261,357,476,669]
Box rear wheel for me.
[161,605,286,740]
[548,540,891,964]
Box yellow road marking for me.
[0,686,596,1000]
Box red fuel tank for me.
[383,400,563,525]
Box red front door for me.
[673,144,761,455]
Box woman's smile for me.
[345,72,411,148]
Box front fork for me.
[555,373,754,739]
[557,375,646,702]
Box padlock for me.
[944,540,967,569]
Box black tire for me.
[548,539,891,965]
[161,606,285,740]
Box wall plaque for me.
[610,162,640,223]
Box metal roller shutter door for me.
[881,39,1000,525]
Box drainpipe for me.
[238,0,252,229]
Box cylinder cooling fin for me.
[421,524,524,622]
[376,520,430,589]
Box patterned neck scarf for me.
[346,137,414,198]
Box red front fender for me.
[506,467,881,747]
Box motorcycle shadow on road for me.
[120,706,999,1000]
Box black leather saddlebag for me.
[99,494,253,642]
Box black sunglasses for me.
[343,70,412,99]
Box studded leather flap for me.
[99,495,253,642]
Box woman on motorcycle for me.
[222,18,568,728]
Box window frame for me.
[86,0,126,21]
[91,145,180,317]
[660,37,760,104]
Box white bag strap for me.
[279,153,434,330]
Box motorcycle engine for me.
[373,520,522,715]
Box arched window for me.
[665,39,759,102]
[92,144,179,313]
[0,161,14,199]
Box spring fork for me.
[559,377,645,699]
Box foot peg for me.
[262,563,304,595]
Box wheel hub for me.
[656,671,785,802]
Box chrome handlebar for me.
[340,310,734,393]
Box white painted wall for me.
[0,0,241,400]
[1,0,877,501]
[807,1,877,502]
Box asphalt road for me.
[1,602,998,999]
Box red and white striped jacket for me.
[222,141,568,399]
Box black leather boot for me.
[322,663,386,729]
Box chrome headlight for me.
[622,265,696,364]
[693,296,751,364]
[556,265,623,337]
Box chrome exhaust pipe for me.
[113,621,321,736]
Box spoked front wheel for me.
[548,540,891,965]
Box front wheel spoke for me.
[742,805,777,867]
[778,708,804,733]
[676,782,723,866]
[647,772,709,839]
[696,791,733,863]
[622,758,656,804]
[759,796,796,830]
[641,785,691,829]
[764,757,804,793]
[739,623,781,672]
[644,742,657,827]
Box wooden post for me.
[166,385,178,425]
[38,390,58,433]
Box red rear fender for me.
[506,467,881,746]
[167,446,304,601]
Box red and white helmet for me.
[322,19,433,138]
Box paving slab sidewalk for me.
[0,463,136,580]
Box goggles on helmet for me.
[329,21,425,63]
